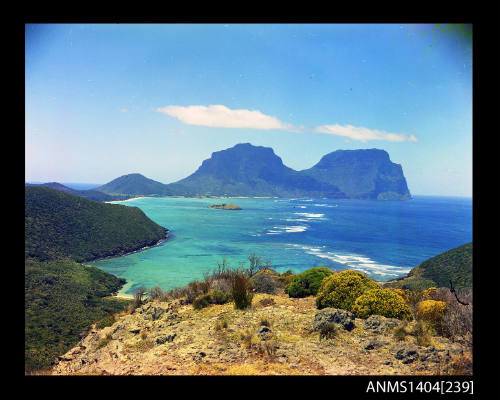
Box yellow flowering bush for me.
[416,300,448,324]
[392,288,410,303]
[315,270,379,311]
[352,288,413,320]
[422,287,438,300]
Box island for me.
[208,203,242,210]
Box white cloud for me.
[156,104,418,143]
[156,104,293,130]
[315,124,418,143]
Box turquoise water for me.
[91,196,472,296]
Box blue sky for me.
[25,23,472,196]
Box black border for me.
[23,18,481,398]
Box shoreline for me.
[83,232,170,264]
[104,196,149,204]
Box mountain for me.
[301,149,411,200]
[25,186,168,262]
[166,143,345,197]
[95,173,171,196]
[385,242,473,290]
[91,144,411,199]
[26,182,127,202]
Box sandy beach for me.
[105,196,148,204]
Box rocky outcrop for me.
[208,204,242,210]
[313,308,356,331]
[364,315,402,334]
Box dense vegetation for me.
[351,288,413,320]
[25,186,168,262]
[24,186,169,372]
[285,267,333,298]
[385,242,472,290]
[316,270,380,311]
[25,258,131,371]
[26,182,130,202]
[95,173,172,196]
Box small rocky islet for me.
[208,203,242,210]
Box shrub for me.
[319,322,338,341]
[422,287,439,300]
[259,297,276,307]
[211,289,230,304]
[286,267,334,298]
[258,339,278,357]
[192,290,230,310]
[393,323,409,341]
[240,328,256,348]
[278,270,296,292]
[148,286,166,301]
[352,288,413,320]
[96,332,113,350]
[192,293,212,310]
[250,269,281,294]
[438,287,472,345]
[416,299,448,335]
[230,269,253,310]
[215,317,229,331]
[128,286,147,313]
[410,320,433,347]
[416,300,448,323]
[186,281,205,304]
[95,314,116,330]
[316,270,380,311]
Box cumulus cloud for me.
[156,104,293,130]
[156,104,418,143]
[315,124,418,143]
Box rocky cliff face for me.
[301,149,412,200]
[167,143,345,197]
[94,144,411,199]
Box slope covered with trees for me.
[25,258,130,371]
[25,186,168,262]
[26,182,130,202]
[385,242,472,290]
[25,186,169,372]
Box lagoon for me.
[91,195,472,296]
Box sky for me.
[25,23,473,197]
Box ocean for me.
[91,196,472,296]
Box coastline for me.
[83,232,170,264]
[105,196,149,204]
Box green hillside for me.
[26,182,130,202]
[95,173,170,196]
[385,242,472,290]
[25,186,168,262]
[25,186,169,371]
[25,258,130,371]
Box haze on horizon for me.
[25,23,472,197]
